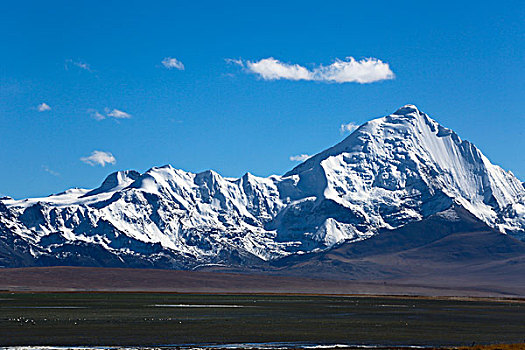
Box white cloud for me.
[162,57,185,70]
[340,122,359,134]
[89,108,131,120]
[246,58,312,81]
[42,165,59,176]
[65,59,91,71]
[314,57,394,83]
[234,57,394,84]
[89,109,106,121]
[106,108,131,119]
[289,154,311,162]
[80,151,116,167]
[37,103,51,112]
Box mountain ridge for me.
[1,105,524,270]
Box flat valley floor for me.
[0,292,524,348]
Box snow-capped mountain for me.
[1,105,524,268]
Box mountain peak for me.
[286,105,524,236]
[82,170,141,197]
[393,104,421,116]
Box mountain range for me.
[1,105,524,281]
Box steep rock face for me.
[1,105,524,268]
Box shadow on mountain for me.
[269,205,525,291]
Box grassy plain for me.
[0,293,523,347]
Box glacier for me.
[1,105,524,268]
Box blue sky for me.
[1,0,524,199]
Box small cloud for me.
[37,103,51,112]
[105,108,131,119]
[225,58,244,67]
[65,59,92,72]
[80,150,116,167]
[340,122,359,134]
[246,58,312,81]
[314,57,394,83]
[162,57,185,70]
[289,154,311,162]
[89,108,131,121]
[232,57,394,84]
[42,165,59,177]
[88,109,106,121]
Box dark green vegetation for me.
[0,293,524,347]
